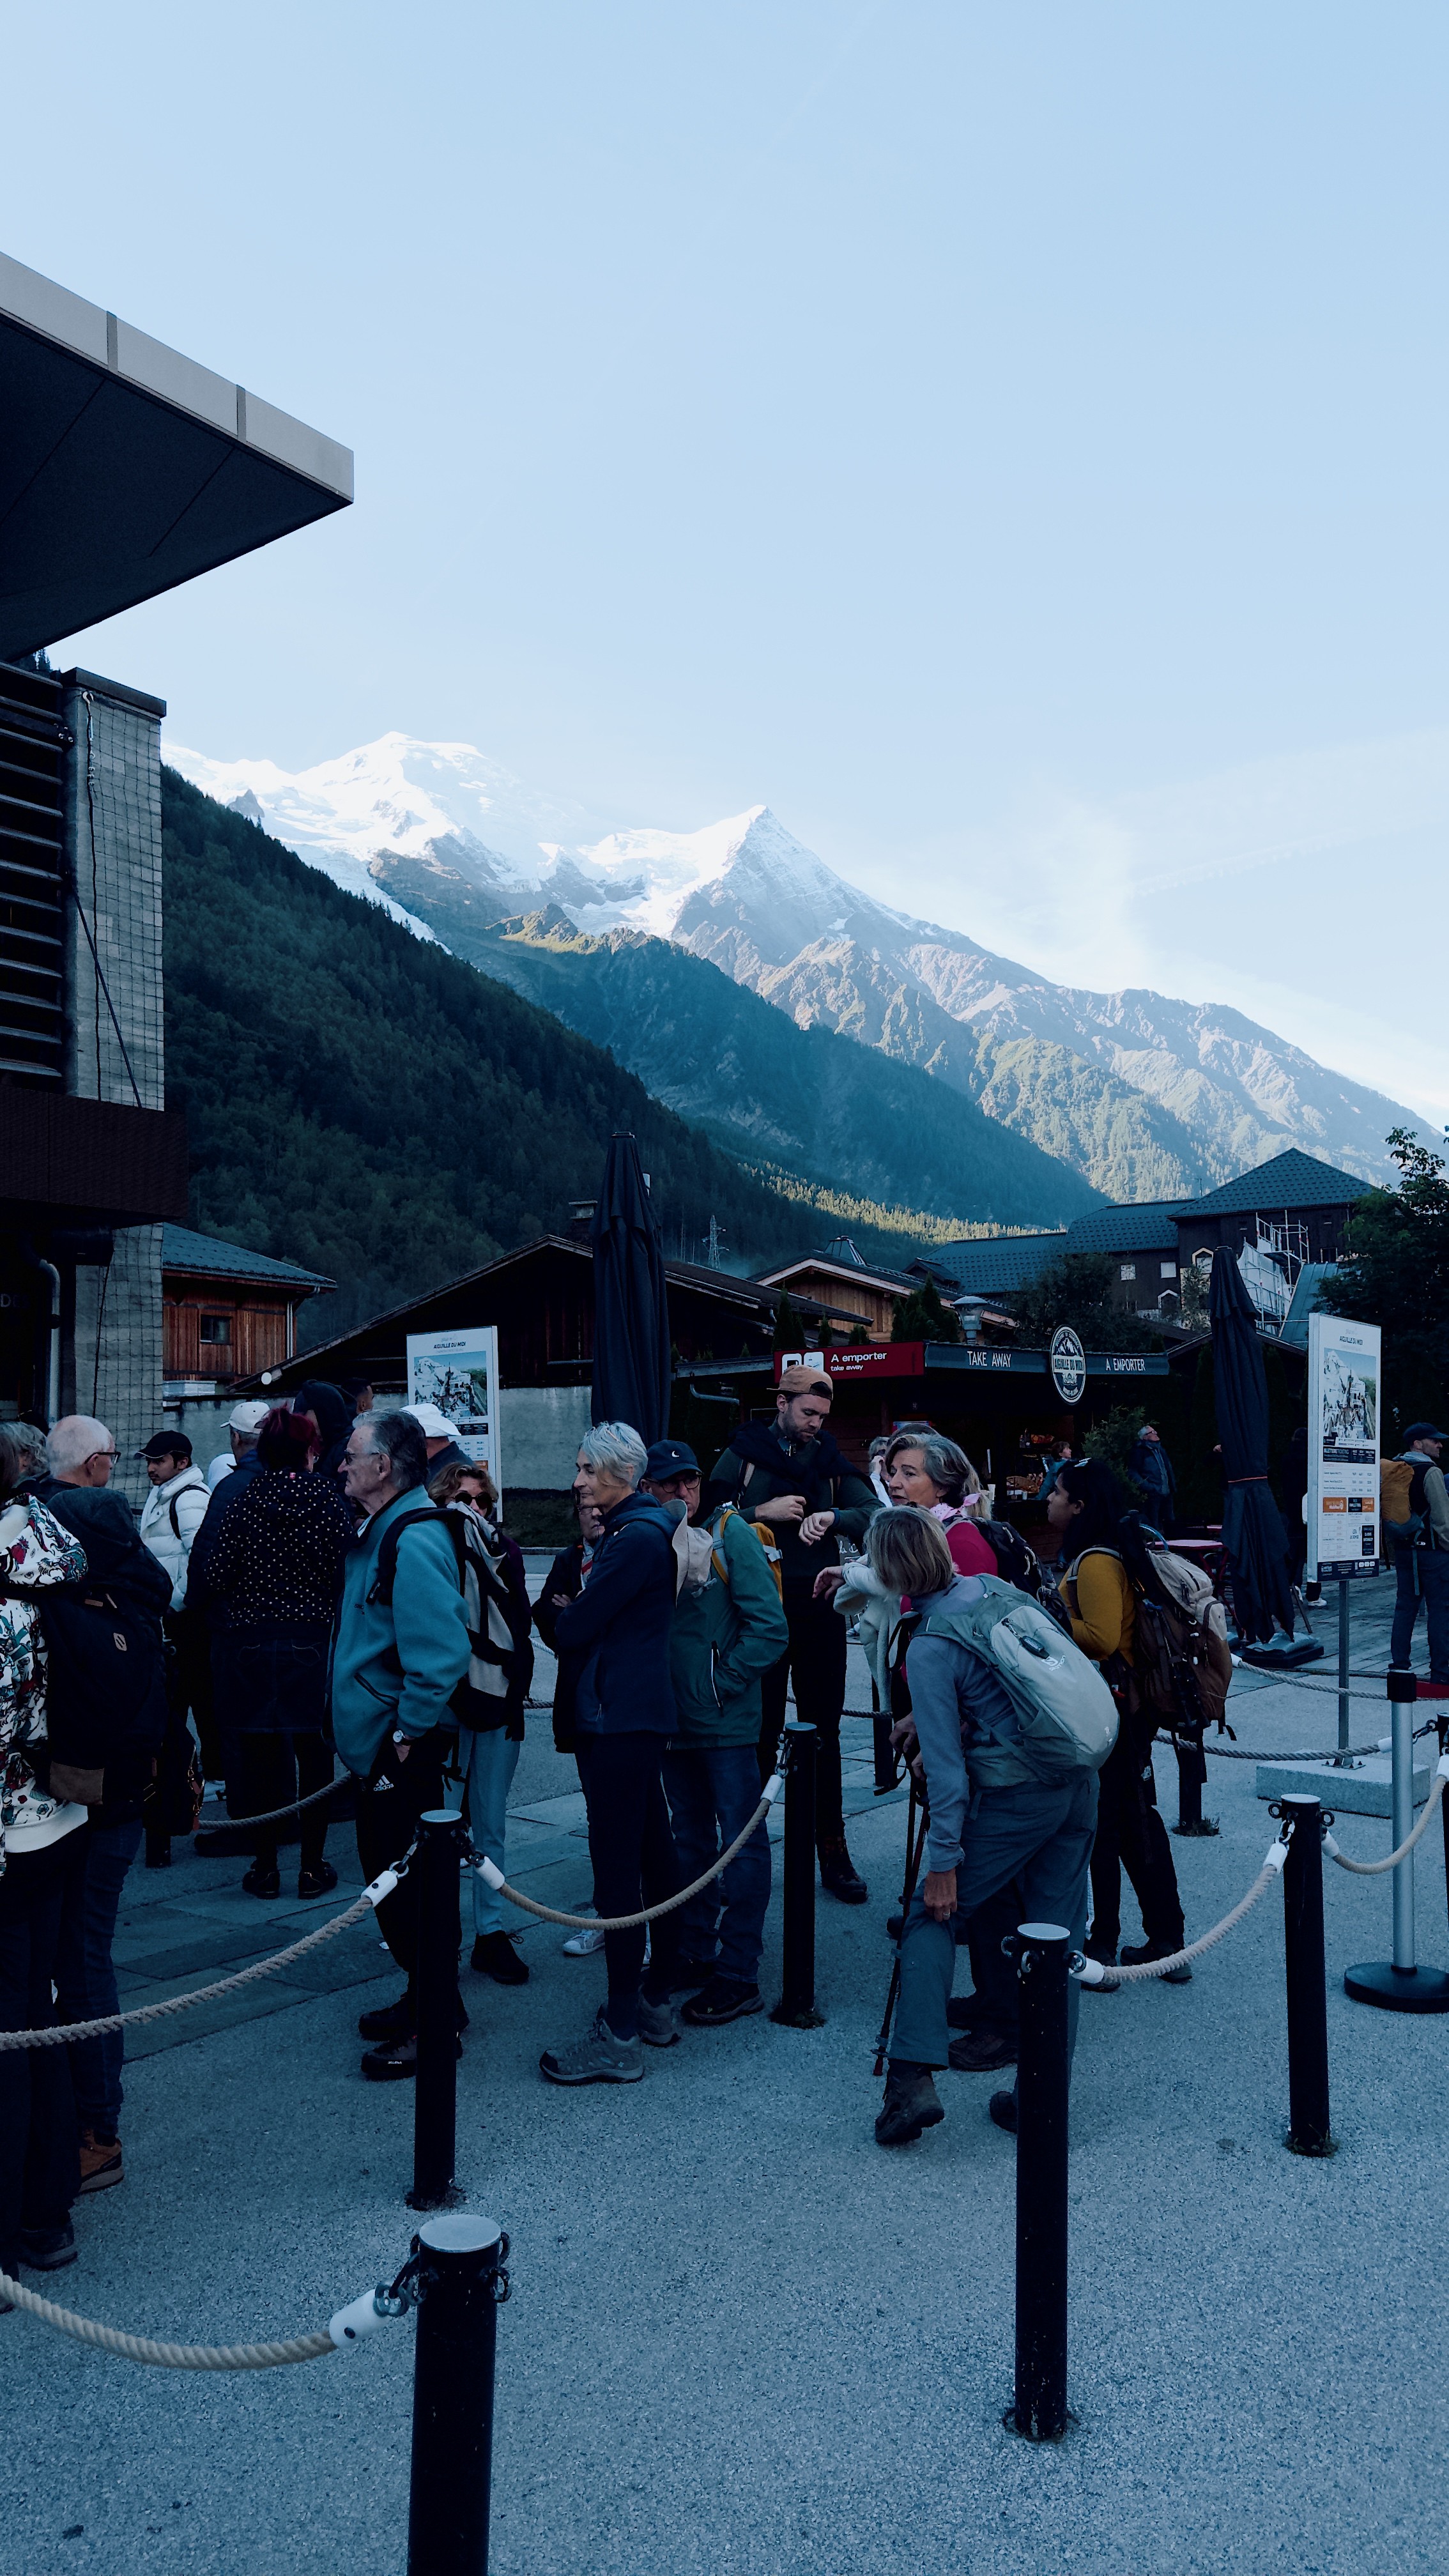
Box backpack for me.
[1381,1455,1430,1554]
[39,1580,169,1798]
[919,1575,1118,1782]
[1130,1548,1233,1738]
[976,1518,1072,1631]
[708,1503,784,1600]
[368,1505,535,1722]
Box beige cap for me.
[778,1361,833,1398]
[227,1399,271,1434]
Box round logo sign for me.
[1049,1325,1087,1407]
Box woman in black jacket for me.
[204,1408,355,1899]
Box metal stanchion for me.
[770,1721,824,2028]
[1006,1921,1070,2442]
[406,2212,509,2575]
[1344,1672,1449,2013]
[1335,1580,1352,1764]
[1279,1795,1334,2155]
[409,1809,466,2211]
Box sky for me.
[10,1,1449,1123]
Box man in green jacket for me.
[641,1440,788,2026]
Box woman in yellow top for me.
[1045,1457,1188,1979]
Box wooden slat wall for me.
[164,1294,289,1380]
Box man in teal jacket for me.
[332,1410,471,2082]
[643,1440,788,2026]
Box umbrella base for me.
[1344,1961,1449,2014]
[1236,1637,1325,1669]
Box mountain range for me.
[170,733,1418,1204]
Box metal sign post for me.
[1345,1673,1449,2013]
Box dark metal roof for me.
[917,1234,1067,1294]
[1064,1201,1184,1255]
[1172,1149,1370,1220]
[161,1223,334,1293]
[0,252,351,661]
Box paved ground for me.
[6,1571,1449,2575]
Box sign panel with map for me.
[406,1326,501,1498]
[1306,1311,1381,1581]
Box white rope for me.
[1082,1836,1289,1988]
[0,2271,339,2368]
[483,1777,783,1930]
[1325,1760,1449,1876]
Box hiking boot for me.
[682,1975,763,2027]
[360,2032,463,2083]
[636,1993,682,2048]
[561,1910,606,1957]
[948,2026,1017,2073]
[18,2223,77,2271]
[1121,1938,1192,1984]
[77,2129,123,2194]
[471,1931,528,1986]
[874,2060,944,2147]
[988,2090,1018,2135]
[539,2007,645,2085]
[241,1862,281,1899]
[818,1842,868,1905]
[298,1861,338,1901]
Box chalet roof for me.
[1172,1149,1370,1221]
[1064,1202,1184,1256]
[918,1234,1066,1294]
[161,1223,334,1293]
[756,1248,923,1295]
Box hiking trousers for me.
[1089,1725,1184,1956]
[574,1731,682,2034]
[1391,1549,1449,1681]
[758,1583,848,1845]
[891,1774,1096,2070]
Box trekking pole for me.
[872,1782,928,2076]
[406,2212,510,2575]
[1007,1922,1071,2442]
[871,1690,896,1795]
[410,1809,467,2212]
[1278,1795,1334,2156]
[770,1721,824,2028]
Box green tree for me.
[891,1275,964,1344]
[1318,1127,1449,1441]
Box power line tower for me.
[705,1215,726,1270]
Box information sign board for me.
[1306,1311,1381,1581]
[406,1325,502,1498]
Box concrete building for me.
[0,250,350,1499]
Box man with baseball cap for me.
[708,1363,879,1902]
[206,1399,271,1491]
[1388,1423,1449,1683]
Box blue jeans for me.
[662,1744,772,1982]
[54,1818,143,2135]
[444,1728,522,1936]
[1391,1550,1449,1680]
[891,1774,1098,2071]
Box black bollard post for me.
[406,2212,509,2575]
[409,1808,466,2212]
[1172,1733,1218,1836]
[1008,1921,1071,2442]
[770,1721,824,2028]
[1280,1794,1334,2156]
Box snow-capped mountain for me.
[166,733,1422,1199]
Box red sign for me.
[775,1342,924,1381]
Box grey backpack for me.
[920,1576,1118,1779]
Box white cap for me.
[227,1399,271,1434]
[402,1402,459,1438]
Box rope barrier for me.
[1080,1836,1289,1989]
[0,1867,405,2051]
[1324,1759,1449,1876]
[0,2271,342,2368]
[195,1772,349,1830]
[479,1775,783,1931]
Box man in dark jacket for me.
[532,1498,606,1958]
[1130,1423,1177,1533]
[36,1416,171,2196]
[708,1363,878,1902]
[540,1423,686,2087]
[187,1433,268,1853]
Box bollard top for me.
[781,1719,817,1737]
[1281,1792,1322,1808]
[418,2213,504,2255]
[1016,1921,1070,1943]
[418,1807,463,1830]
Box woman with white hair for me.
[539,1424,687,2089]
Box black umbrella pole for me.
[1009,1923,1071,2441]
[410,1809,465,2212]
[771,1722,825,2028]
[407,2214,509,2575]
[1281,1797,1333,2155]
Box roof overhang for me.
[0,252,352,661]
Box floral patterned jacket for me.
[0,1495,88,1870]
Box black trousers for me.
[1089,1724,1184,1953]
[758,1583,848,1844]
[240,1733,333,1873]
[165,1607,220,1781]
[574,1731,681,2020]
[353,1729,448,1986]
[0,1828,86,2272]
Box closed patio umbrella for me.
[1209,1244,1296,1644]
[589,1133,671,1447]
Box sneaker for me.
[562,1910,606,1958]
[360,2032,463,2083]
[1120,1938,1193,1984]
[875,2062,944,2147]
[947,2027,1017,2073]
[77,2129,123,2194]
[18,2223,77,2271]
[682,1975,763,2027]
[988,2090,1018,2135]
[471,1931,528,1986]
[298,1861,338,1901]
[358,1989,415,2044]
[636,1993,682,2048]
[241,1862,281,1899]
[539,2007,645,2085]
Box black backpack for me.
[39,1577,169,1792]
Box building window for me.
[1160,1261,1177,1278]
[1119,1262,1137,1282]
[199,1314,232,1346]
